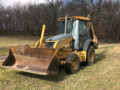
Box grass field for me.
[0,36,39,56]
[0,36,120,90]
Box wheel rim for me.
[72,58,78,70]
[89,50,94,62]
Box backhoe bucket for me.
[2,47,59,75]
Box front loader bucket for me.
[2,47,59,75]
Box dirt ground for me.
[0,56,7,60]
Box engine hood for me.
[45,34,72,41]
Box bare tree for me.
[0,0,119,42]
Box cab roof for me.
[58,16,91,22]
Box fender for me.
[83,39,94,51]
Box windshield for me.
[58,19,76,34]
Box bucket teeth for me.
[2,47,59,75]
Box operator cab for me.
[58,16,93,50]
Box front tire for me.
[65,53,80,74]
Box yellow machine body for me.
[2,15,98,75]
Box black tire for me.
[65,53,80,74]
[86,46,95,65]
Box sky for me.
[1,0,119,7]
[1,0,47,7]
[1,0,74,7]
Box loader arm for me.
[35,25,46,48]
[2,25,72,75]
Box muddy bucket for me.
[2,47,59,75]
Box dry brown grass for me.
[0,42,120,89]
[106,46,120,55]
[0,35,39,56]
[0,35,39,47]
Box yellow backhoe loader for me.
[2,15,98,75]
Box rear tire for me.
[65,53,80,74]
[86,46,95,65]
